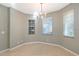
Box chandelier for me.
[33,3,47,19]
[39,3,47,19]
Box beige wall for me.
[12,3,79,54]
[0,4,66,51]
[10,8,29,48]
[8,3,79,54]
[47,3,79,54]
[24,12,62,45]
[59,3,79,54]
[0,3,79,54]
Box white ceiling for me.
[1,3,69,14]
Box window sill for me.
[64,36,74,39]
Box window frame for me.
[63,9,75,38]
[42,17,53,35]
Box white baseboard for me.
[0,41,78,56]
[0,49,9,53]
[9,43,27,50]
[23,41,79,56]
[59,45,78,56]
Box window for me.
[42,17,52,34]
[63,10,74,37]
[28,20,35,34]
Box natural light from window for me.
[43,17,52,34]
[63,10,74,37]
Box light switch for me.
[1,31,5,34]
